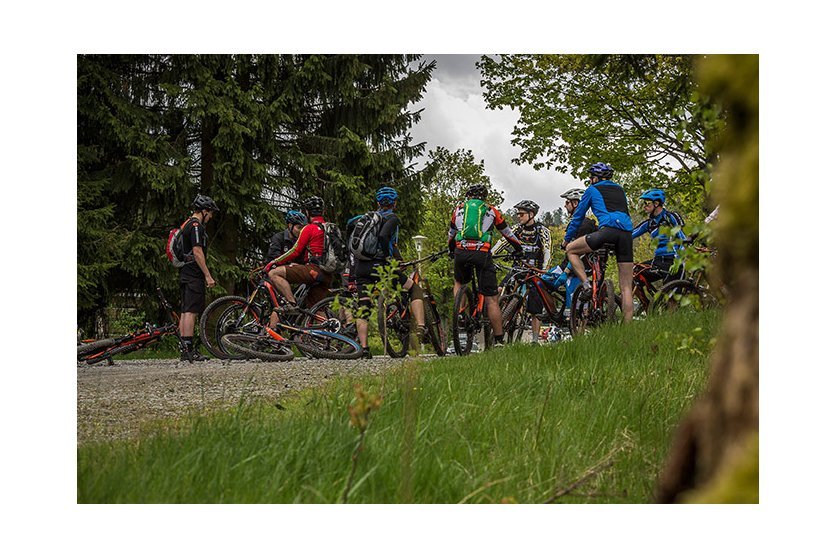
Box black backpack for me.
[313,222,347,274]
[349,211,390,261]
[165,218,197,268]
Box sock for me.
[182,336,194,351]
[494,335,504,344]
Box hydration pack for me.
[165,218,197,268]
[456,199,490,242]
[349,211,388,261]
[313,222,347,274]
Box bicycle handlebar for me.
[399,249,448,268]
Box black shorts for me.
[180,278,206,314]
[526,284,545,315]
[584,227,633,263]
[642,255,685,283]
[454,250,498,296]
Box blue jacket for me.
[565,180,632,242]
[632,209,687,257]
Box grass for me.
[78,309,720,503]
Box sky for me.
[409,54,582,216]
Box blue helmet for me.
[284,210,308,226]
[639,188,666,203]
[588,162,614,180]
[376,186,399,205]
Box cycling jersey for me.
[492,222,552,269]
[448,202,521,252]
[632,208,687,257]
[564,180,632,243]
[266,229,298,263]
[268,216,326,268]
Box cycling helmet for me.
[513,199,540,215]
[284,209,308,226]
[464,184,488,199]
[376,186,399,205]
[192,194,219,212]
[588,162,614,180]
[303,196,325,215]
[560,188,585,201]
[639,188,666,203]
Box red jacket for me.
[267,216,325,269]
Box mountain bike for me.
[451,253,516,355]
[653,246,722,312]
[569,248,616,335]
[77,288,186,365]
[377,249,448,358]
[199,268,356,359]
[497,261,570,344]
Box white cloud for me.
[410,57,583,217]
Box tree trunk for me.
[655,55,759,503]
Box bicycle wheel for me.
[79,343,140,365]
[424,297,447,357]
[200,296,263,359]
[220,333,295,362]
[654,279,703,313]
[500,293,525,344]
[570,285,593,336]
[77,338,116,358]
[452,286,475,355]
[601,279,617,323]
[377,289,410,358]
[304,295,358,340]
[294,330,363,360]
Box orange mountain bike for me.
[569,249,616,335]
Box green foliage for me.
[478,54,724,215]
[78,310,721,503]
[78,55,434,332]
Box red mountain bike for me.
[569,249,616,335]
[77,289,186,365]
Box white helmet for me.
[560,188,585,201]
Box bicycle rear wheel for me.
[424,297,447,357]
[200,296,263,359]
[377,289,410,358]
[500,293,525,344]
[220,333,294,362]
[654,279,703,313]
[294,330,363,360]
[77,338,116,358]
[452,286,475,355]
[304,295,359,340]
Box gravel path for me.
[77,356,419,445]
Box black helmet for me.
[464,184,488,200]
[192,194,219,212]
[513,199,540,216]
[303,196,325,216]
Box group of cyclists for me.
[176,162,693,361]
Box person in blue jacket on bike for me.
[632,188,688,284]
[562,162,635,322]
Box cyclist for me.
[558,188,598,312]
[266,210,307,263]
[264,196,333,315]
[179,194,219,361]
[353,186,425,359]
[449,184,523,347]
[632,188,688,284]
[562,162,634,322]
[492,199,552,343]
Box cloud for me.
[410,61,583,216]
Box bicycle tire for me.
[294,330,363,360]
[500,293,525,344]
[654,279,702,313]
[80,343,139,365]
[602,279,616,323]
[569,286,590,336]
[220,333,295,362]
[424,297,446,357]
[200,296,263,359]
[452,286,475,355]
[77,338,116,357]
[377,289,410,358]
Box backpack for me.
[457,199,490,242]
[313,222,347,274]
[166,218,197,268]
[349,211,389,261]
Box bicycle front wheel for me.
[500,293,525,344]
[424,297,447,357]
[200,296,264,359]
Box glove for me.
[512,245,524,259]
[447,250,455,260]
